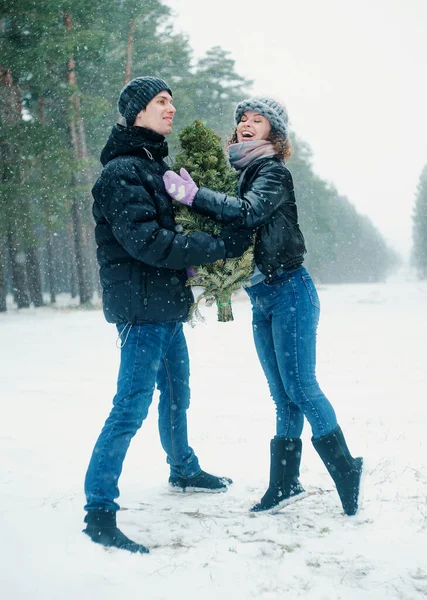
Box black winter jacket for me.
[194,155,306,277]
[92,125,226,324]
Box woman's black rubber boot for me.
[312,425,363,516]
[250,437,306,513]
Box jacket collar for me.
[100,124,169,166]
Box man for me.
[83,76,252,554]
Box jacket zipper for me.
[143,272,148,306]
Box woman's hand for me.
[163,168,198,206]
[185,266,198,278]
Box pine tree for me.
[188,47,252,141]
[412,165,427,278]
[172,120,254,322]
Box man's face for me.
[133,91,176,135]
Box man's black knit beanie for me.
[117,76,172,126]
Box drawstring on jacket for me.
[143,147,153,161]
[116,323,133,349]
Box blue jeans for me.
[245,266,338,440]
[84,322,200,512]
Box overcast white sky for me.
[165,0,427,259]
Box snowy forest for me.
[0,0,409,313]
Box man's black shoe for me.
[169,470,233,493]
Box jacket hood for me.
[100,124,169,166]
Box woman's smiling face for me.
[236,110,271,143]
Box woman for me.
[163,96,363,516]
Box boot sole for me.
[250,490,309,515]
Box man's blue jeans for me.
[245,266,338,440]
[84,322,200,512]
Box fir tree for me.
[412,165,427,278]
[173,120,254,322]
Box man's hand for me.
[163,168,198,206]
[220,225,254,259]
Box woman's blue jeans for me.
[84,322,200,512]
[245,266,338,440]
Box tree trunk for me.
[7,230,30,308]
[46,231,56,304]
[65,12,94,306]
[67,220,78,298]
[0,238,7,312]
[124,19,136,85]
[39,93,56,305]
[0,66,21,120]
[1,67,30,309]
[70,186,92,304]
[26,246,44,307]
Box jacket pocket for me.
[264,270,291,287]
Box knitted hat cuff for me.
[118,76,172,126]
[235,97,288,136]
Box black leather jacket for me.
[92,125,226,324]
[193,155,306,277]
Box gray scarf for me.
[228,140,276,171]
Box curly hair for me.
[226,128,292,160]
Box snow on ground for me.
[1,278,427,600]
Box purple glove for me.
[186,267,197,278]
[163,168,198,206]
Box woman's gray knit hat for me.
[118,76,172,126]
[235,96,288,136]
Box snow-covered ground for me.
[2,278,427,600]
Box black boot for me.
[250,438,306,513]
[312,425,363,516]
[83,509,149,554]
